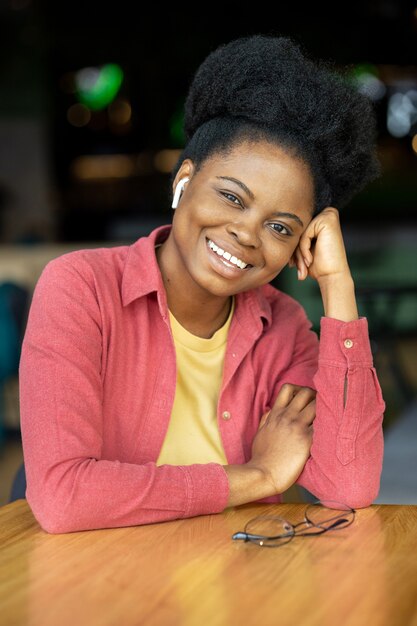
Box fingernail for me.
[303,257,310,267]
[297,269,302,279]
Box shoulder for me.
[38,244,130,291]
[35,246,129,301]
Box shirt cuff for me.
[319,316,374,367]
[182,463,230,518]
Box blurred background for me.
[0,0,416,504]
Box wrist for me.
[317,269,353,290]
[318,272,359,322]
[223,463,277,507]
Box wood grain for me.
[1,500,417,626]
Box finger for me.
[288,388,316,411]
[298,234,313,267]
[272,384,315,410]
[301,399,316,426]
[273,383,302,409]
[294,247,308,281]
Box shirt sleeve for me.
[293,315,386,508]
[18,257,230,534]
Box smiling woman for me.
[18,34,386,533]
[156,140,315,331]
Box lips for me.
[206,237,253,269]
[205,237,254,279]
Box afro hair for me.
[171,34,381,214]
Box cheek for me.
[262,252,290,278]
[176,198,226,231]
[266,237,299,265]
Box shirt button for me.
[344,339,354,349]
[222,411,231,420]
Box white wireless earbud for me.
[172,177,189,209]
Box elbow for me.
[343,458,383,510]
[31,507,80,535]
[27,491,85,534]
[310,471,382,511]
[319,492,378,511]
[37,513,78,535]
[38,518,72,535]
[341,493,377,510]
[326,480,381,511]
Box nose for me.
[226,219,261,248]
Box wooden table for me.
[1,500,417,626]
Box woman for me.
[19,34,386,533]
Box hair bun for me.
[184,34,320,142]
[177,33,381,211]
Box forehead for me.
[201,140,315,206]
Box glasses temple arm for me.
[232,531,266,542]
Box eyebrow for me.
[270,211,304,228]
[216,176,255,200]
[215,175,304,228]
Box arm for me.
[224,384,316,506]
[287,207,386,508]
[297,315,385,508]
[19,257,230,534]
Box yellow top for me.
[156,296,235,466]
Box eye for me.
[269,223,292,236]
[221,191,243,206]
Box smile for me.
[207,239,252,270]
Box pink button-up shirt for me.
[19,224,386,533]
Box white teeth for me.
[208,239,248,269]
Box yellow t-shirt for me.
[156,296,235,466]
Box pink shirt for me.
[19,224,386,533]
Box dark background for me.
[1,0,417,243]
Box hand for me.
[289,207,359,321]
[247,383,316,494]
[289,207,351,284]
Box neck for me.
[155,241,233,339]
[169,295,233,339]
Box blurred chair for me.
[356,284,417,405]
[0,283,23,378]
[0,282,29,445]
[9,462,26,502]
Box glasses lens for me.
[304,500,355,531]
[244,516,294,546]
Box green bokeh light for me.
[345,62,379,86]
[169,100,185,146]
[352,63,379,78]
[75,63,124,111]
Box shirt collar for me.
[121,223,272,329]
[121,223,171,307]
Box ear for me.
[172,159,195,195]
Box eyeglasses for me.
[232,499,356,547]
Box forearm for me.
[297,368,385,508]
[318,271,358,322]
[22,454,230,534]
[296,317,386,508]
